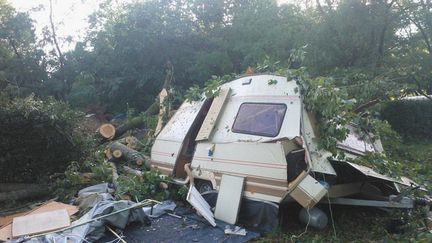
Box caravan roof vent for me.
[242,78,252,85]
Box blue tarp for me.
[98,206,260,243]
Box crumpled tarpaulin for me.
[98,191,276,242]
[201,191,279,234]
[99,205,261,243]
[143,200,177,218]
[75,183,114,209]
[12,200,149,243]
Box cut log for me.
[159,182,168,189]
[112,150,122,159]
[125,136,136,144]
[99,124,116,139]
[104,149,113,160]
[107,142,150,169]
[117,136,139,150]
[80,172,95,184]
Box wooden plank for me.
[215,174,244,224]
[155,88,169,135]
[196,88,231,141]
[0,201,78,241]
[12,209,70,237]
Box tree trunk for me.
[114,99,160,138]
[107,142,150,169]
[0,184,48,202]
[116,136,139,150]
[99,123,116,139]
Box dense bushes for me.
[381,99,432,140]
[0,93,88,183]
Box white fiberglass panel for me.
[191,142,287,180]
[211,75,301,143]
[157,100,205,142]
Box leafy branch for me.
[184,74,234,102]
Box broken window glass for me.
[232,103,287,137]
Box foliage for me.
[115,170,171,202]
[0,0,47,97]
[184,85,203,102]
[0,93,88,184]
[290,68,356,154]
[263,205,432,242]
[382,99,432,140]
[138,132,156,156]
[2,0,432,113]
[52,144,113,201]
[185,74,234,102]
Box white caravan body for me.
[151,74,405,208]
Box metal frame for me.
[322,196,415,209]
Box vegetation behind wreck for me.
[1,0,432,241]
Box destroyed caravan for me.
[150,74,423,209]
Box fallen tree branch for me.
[114,99,160,138]
[107,142,151,169]
[109,162,119,189]
[353,98,382,113]
[0,184,49,202]
[122,166,143,177]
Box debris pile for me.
[0,183,263,242]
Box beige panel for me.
[192,142,287,180]
[196,88,231,141]
[0,201,78,242]
[215,175,244,224]
[151,140,183,166]
[290,174,327,209]
[12,209,70,237]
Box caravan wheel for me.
[197,180,213,194]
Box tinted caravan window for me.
[232,103,287,137]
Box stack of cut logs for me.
[98,120,151,166]
[97,120,152,189]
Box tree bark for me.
[116,136,139,149]
[353,98,382,113]
[114,99,160,138]
[49,0,64,67]
[107,141,150,169]
[0,184,48,202]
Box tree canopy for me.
[1,0,431,113]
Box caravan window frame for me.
[232,102,287,137]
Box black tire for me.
[197,180,213,194]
